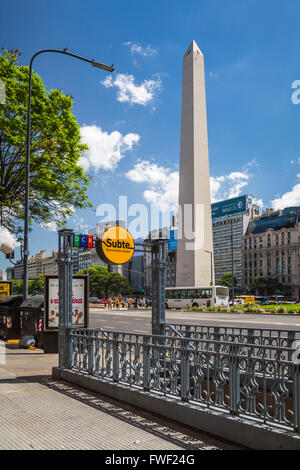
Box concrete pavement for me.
[0,344,243,450]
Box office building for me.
[243,206,300,298]
[212,195,258,292]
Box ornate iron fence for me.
[164,323,300,349]
[67,327,300,433]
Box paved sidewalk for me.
[0,345,243,450]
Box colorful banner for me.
[168,230,177,251]
[88,234,93,249]
[74,233,80,248]
[81,234,87,248]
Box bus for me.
[165,286,229,309]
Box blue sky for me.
[1,0,300,269]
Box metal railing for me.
[67,327,300,433]
[164,323,300,349]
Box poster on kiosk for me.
[44,275,89,330]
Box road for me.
[89,307,300,333]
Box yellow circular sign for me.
[99,226,135,265]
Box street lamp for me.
[226,216,235,300]
[23,49,114,300]
[204,250,213,286]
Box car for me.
[98,299,109,304]
[89,297,99,304]
[145,297,152,307]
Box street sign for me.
[95,225,135,265]
[0,281,11,298]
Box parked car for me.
[89,297,99,304]
[98,299,109,305]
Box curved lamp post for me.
[23,49,114,299]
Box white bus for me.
[165,286,229,309]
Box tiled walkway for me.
[0,346,243,450]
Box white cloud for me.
[126,161,179,212]
[79,125,140,172]
[271,175,300,210]
[211,171,249,202]
[252,197,264,208]
[101,73,161,106]
[123,42,158,57]
[209,71,218,80]
[126,160,258,211]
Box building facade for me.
[212,195,258,292]
[27,250,45,279]
[243,207,300,298]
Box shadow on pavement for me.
[0,372,243,449]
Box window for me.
[216,287,228,297]
[179,290,187,299]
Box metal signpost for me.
[57,228,74,369]
[150,239,167,336]
[58,225,167,364]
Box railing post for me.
[292,342,300,432]
[143,336,151,391]
[151,238,167,336]
[181,338,190,402]
[229,344,240,416]
[213,327,221,356]
[113,332,119,382]
[293,364,300,433]
[288,331,296,379]
[185,325,191,339]
[88,330,94,375]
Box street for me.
[89,307,300,333]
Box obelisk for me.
[176,40,214,287]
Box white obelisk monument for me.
[176,40,214,287]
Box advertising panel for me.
[211,195,247,219]
[168,230,178,251]
[0,281,11,298]
[45,275,88,330]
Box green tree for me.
[249,276,283,296]
[0,48,92,235]
[76,265,132,298]
[216,273,237,288]
[28,274,44,295]
[11,279,23,294]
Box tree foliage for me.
[0,48,92,235]
[76,265,132,298]
[216,273,237,288]
[11,274,45,295]
[248,276,283,295]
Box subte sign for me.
[95,226,135,265]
